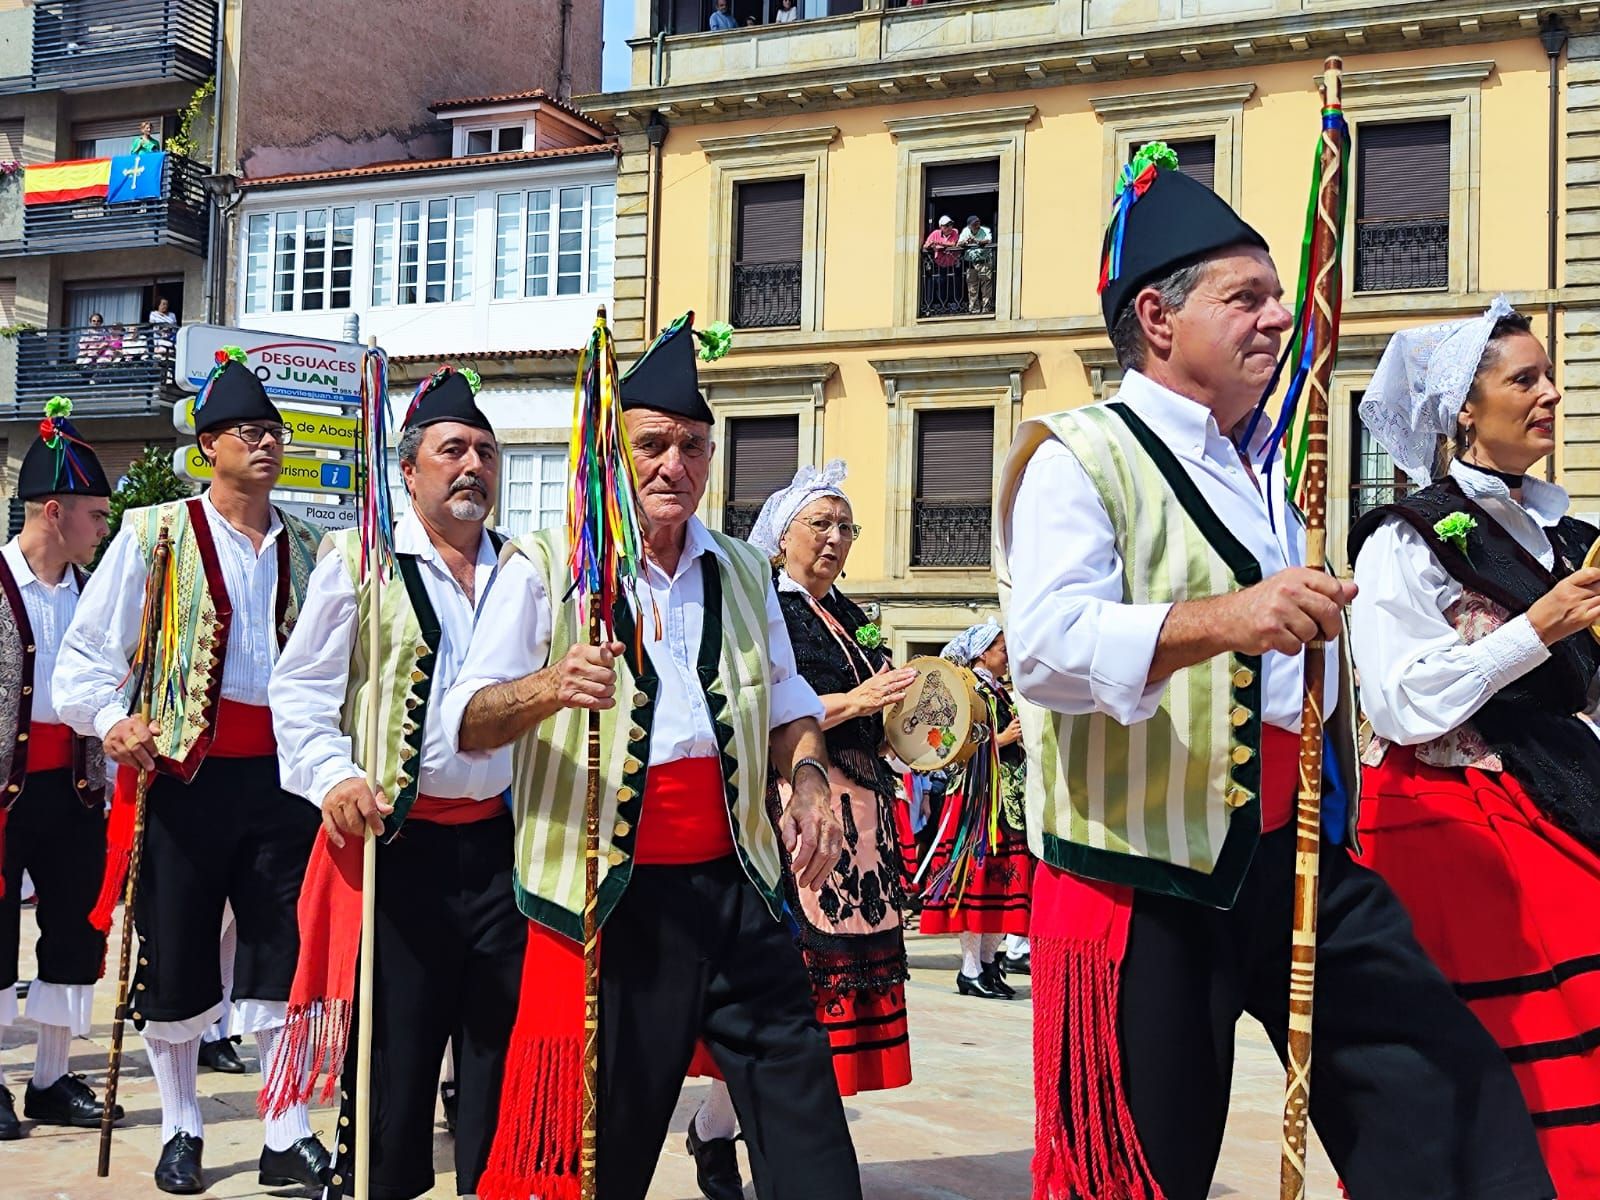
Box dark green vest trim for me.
[381,553,441,837]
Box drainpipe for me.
[557,0,574,98]
[1543,16,1568,483]
[644,111,667,338]
[201,0,228,323]
[653,30,666,86]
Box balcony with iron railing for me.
[1354,215,1449,293]
[0,0,218,95]
[918,245,995,318]
[12,153,207,256]
[731,261,802,329]
[911,498,991,567]
[7,322,183,419]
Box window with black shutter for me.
[1134,137,1216,192]
[1355,120,1450,292]
[731,178,804,329]
[913,408,993,567]
[919,159,1000,318]
[724,415,800,540]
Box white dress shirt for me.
[1003,369,1340,732]
[1,539,80,726]
[272,509,518,808]
[1351,460,1588,745]
[443,515,823,764]
[54,495,287,741]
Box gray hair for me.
[397,423,425,467]
[1109,259,1211,371]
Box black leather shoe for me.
[198,1035,246,1074]
[686,1118,744,1200]
[154,1132,204,1195]
[24,1073,124,1127]
[956,970,1005,999]
[440,1081,458,1134]
[0,1086,20,1140]
[998,949,1031,976]
[259,1134,330,1190]
[982,961,1017,999]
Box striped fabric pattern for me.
[23,157,111,205]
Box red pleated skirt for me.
[1359,746,1600,1196]
[916,803,1032,936]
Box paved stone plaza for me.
[1,905,1335,1198]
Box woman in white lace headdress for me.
[1349,296,1600,1191]
[680,461,920,1200]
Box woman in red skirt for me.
[915,621,1031,1000]
[1351,298,1600,1196]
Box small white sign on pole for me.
[174,324,369,407]
[273,499,358,531]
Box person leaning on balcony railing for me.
[149,298,177,360]
[957,215,994,314]
[130,121,161,155]
[708,0,737,30]
[74,314,109,367]
[775,0,800,22]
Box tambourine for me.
[1586,536,1600,642]
[884,655,988,772]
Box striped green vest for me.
[997,402,1359,907]
[126,497,320,781]
[508,526,781,940]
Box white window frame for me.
[499,446,569,537]
[243,206,356,315]
[491,183,614,302]
[457,121,532,157]
[370,194,476,308]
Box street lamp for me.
[200,173,242,325]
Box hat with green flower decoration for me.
[620,311,732,425]
[193,345,283,434]
[17,396,112,499]
[402,364,494,433]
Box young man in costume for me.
[0,400,120,1140]
[444,313,862,1200]
[996,148,1555,1200]
[54,352,327,1195]
[268,366,528,1200]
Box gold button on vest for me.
[1231,745,1254,765]
[1229,707,1250,728]
[1232,667,1255,689]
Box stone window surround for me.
[698,360,836,532]
[698,125,837,334]
[885,105,1036,330]
[1091,82,1256,209]
[1339,60,1494,302]
[872,351,1034,582]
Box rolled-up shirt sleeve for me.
[1005,438,1171,725]
[1351,516,1551,746]
[439,554,553,753]
[764,581,824,729]
[55,526,147,741]
[269,549,361,808]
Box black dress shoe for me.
[198,1035,246,1074]
[998,950,1031,976]
[956,970,1005,999]
[0,1086,20,1141]
[440,1080,459,1134]
[982,961,1017,999]
[154,1132,204,1195]
[24,1073,124,1127]
[259,1134,331,1190]
[686,1119,745,1200]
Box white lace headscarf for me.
[1358,295,1518,488]
[746,459,850,558]
[940,621,1002,669]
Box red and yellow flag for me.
[23,157,111,205]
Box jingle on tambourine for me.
[1584,535,1600,643]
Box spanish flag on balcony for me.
[23,157,111,205]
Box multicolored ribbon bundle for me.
[1098,141,1180,295]
[37,396,99,494]
[359,347,397,581]
[915,694,1004,910]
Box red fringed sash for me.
[261,793,502,1118]
[479,757,726,1200]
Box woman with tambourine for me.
[1349,296,1600,1194]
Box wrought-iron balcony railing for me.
[0,0,218,94]
[912,499,991,568]
[723,501,764,541]
[1354,216,1449,292]
[9,322,182,418]
[731,261,802,329]
[17,153,206,256]
[918,245,996,318]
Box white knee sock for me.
[1005,934,1031,957]
[695,1079,738,1141]
[146,1034,204,1142]
[32,1023,70,1089]
[255,1026,311,1151]
[959,931,982,978]
[979,932,1003,964]
[441,1039,455,1085]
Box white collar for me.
[1447,459,1569,529]
[646,516,727,584]
[394,507,496,569]
[1117,370,1272,462]
[1,538,75,592]
[201,491,283,543]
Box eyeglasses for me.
[798,517,861,540]
[222,423,292,447]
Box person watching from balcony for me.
[958,215,995,314]
[75,315,110,367]
[709,0,737,30]
[149,298,177,359]
[130,121,161,155]
[776,0,800,22]
[117,324,148,361]
[923,215,959,269]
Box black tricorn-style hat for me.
[193,348,283,434]
[619,312,732,426]
[402,365,494,433]
[17,397,112,500]
[1097,142,1268,332]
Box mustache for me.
[449,474,488,497]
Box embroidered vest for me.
[997,402,1360,908]
[509,527,780,940]
[328,526,505,835]
[0,558,103,810]
[124,498,320,781]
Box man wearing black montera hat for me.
[996,145,1555,1199]
[0,399,121,1142]
[55,350,328,1194]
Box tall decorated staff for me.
[1243,56,1350,1200]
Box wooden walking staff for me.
[98,531,174,1176]
[1278,56,1351,1200]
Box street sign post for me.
[172,396,358,451]
[174,446,356,495]
[273,499,357,531]
[174,325,366,406]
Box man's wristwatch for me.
[793,757,829,789]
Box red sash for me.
[209,700,277,758]
[25,722,73,774]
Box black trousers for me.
[132,754,319,1023]
[598,857,862,1200]
[0,769,106,989]
[1098,826,1554,1200]
[329,812,527,1200]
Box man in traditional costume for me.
[55,351,327,1195]
[0,400,120,1140]
[444,313,862,1200]
[268,366,526,1200]
[997,148,1554,1199]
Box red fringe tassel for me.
[89,765,138,937]
[260,998,352,1118]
